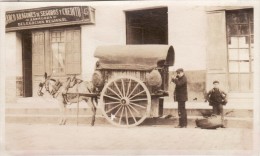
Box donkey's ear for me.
[71,74,76,80]
[44,72,47,79]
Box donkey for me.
[38,73,97,126]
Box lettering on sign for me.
[6,6,95,31]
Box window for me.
[50,27,81,76]
[226,9,253,91]
[226,9,253,73]
[32,27,81,77]
[51,30,65,75]
[126,7,168,45]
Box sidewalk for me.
[5,97,253,129]
[5,97,253,110]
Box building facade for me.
[4,2,254,104]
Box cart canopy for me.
[94,45,175,70]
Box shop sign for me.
[6,6,95,31]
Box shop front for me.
[5,6,95,100]
[4,3,254,104]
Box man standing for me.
[172,68,188,128]
[205,81,227,119]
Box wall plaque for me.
[6,6,95,32]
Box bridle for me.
[38,75,83,97]
[38,78,63,97]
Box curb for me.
[5,115,253,129]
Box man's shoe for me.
[220,125,226,128]
[175,125,187,128]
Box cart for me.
[92,45,175,127]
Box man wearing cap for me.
[172,68,188,128]
[205,81,227,119]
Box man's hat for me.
[213,80,219,84]
[176,68,184,73]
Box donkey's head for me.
[38,72,61,97]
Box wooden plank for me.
[65,28,81,74]
[32,31,45,75]
[66,93,99,97]
[206,11,228,72]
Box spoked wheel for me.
[100,76,151,127]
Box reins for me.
[40,76,85,99]
[50,80,63,98]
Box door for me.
[32,31,45,96]
[226,9,254,92]
[32,31,45,75]
[50,27,81,75]
[22,31,32,97]
[65,27,81,74]
[30,27,81,96]
[206,11,228,91]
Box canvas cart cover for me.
[94,45,175,70]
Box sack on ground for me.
[195,115,224,129]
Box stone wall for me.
[16,76,23,97]
[169,70,206,102]
[5,76,16,103]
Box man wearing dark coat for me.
[172,68,188,128]
[205,81,227,119]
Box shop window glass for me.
[240,61,250,72]
[239,49,249,60]
[226,9,253,91]
[226,9,253,73]
[238,37,248,48]
[229,62,239,72]
[228,37,238,48]
[228,49,239,60]
[51,42,65,75]
[51,28,81,75]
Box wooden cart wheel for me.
[100,76,151,127]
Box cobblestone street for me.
[3,123,253,155]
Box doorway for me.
[22,31,33,97]
[226,9,254,92]
[126,7,168,44]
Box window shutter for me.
[65,28,81,74]
[32,31,45,75]
[206,11,228,91]
[207,11,228,71]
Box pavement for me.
[2,123,254,155]
[5,96,253,110]
[4,97,254,129]
[2,97,255,155]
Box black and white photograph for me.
[0,0,259,155]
